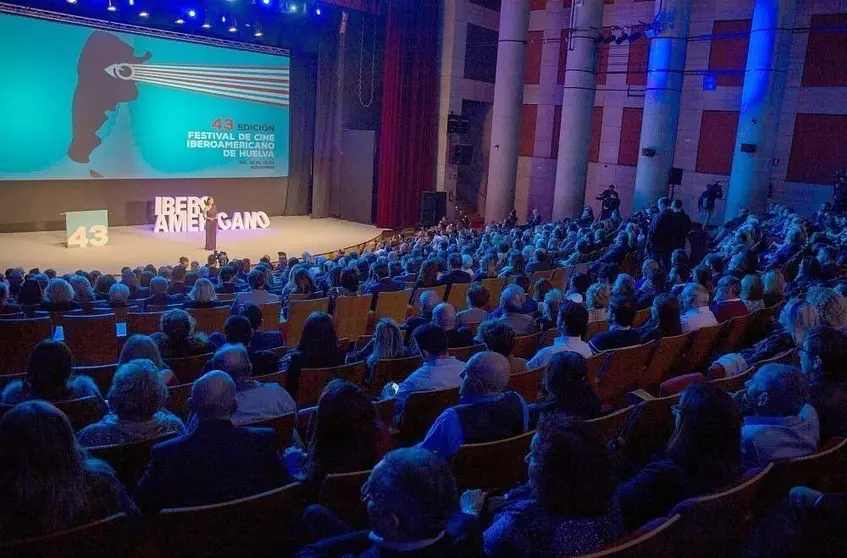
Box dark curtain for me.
[375,0,439,229]
[285,50,318,215]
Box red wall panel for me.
[524,31,544,85]
[519,104,539,158]
[708,20,751,87]
[531,0,547,9]
[696,110,739,175]
[590,106,604,163]
[557,29,569,85]
[596,27,611,85]
[802,14,847,87]
[627,39,650,86]
[618,107,643,166]
[551,104,563,159]
[787,114,847,184]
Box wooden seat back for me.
[63,314,119,366]
[332,294,372,341]
[447,343,486,362]
[74,363,120,394]
[446,282,471,310]
[186,306,230,336]
[641,332,692,391]
[480,278,505,310]
[595,343,656,405]
[259,301,283,332]
[452,430,535,491]
[55,396,104,431]
[297,362,366,407]
[285,298,330,347]
[0,513,132,558]
[126,311,165,336]
[0,317,52,375]
[373,289,413,324]
[512,332,542,359]
[164,353,213,385]
[397,387,459,446]
[318,469,372,530]
[505,366,545,403]
[240,413,296,448]
[88,433,178,489]
[369,355,424,394]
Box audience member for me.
[133,371,286,514]
[393,324,464,419]
[741,274,765,313]
[119,334,177,385]
[212,344,296,424]
[438,253,473,286]
[494,285,536,336]
[281,312,345,400]
[456,283,490,325]
[528,352,601,428]
[479,416,621,557]
[143,276,182,310]
[585,283,610,323]
[433,303,474,348]
[77,359,186,446]
[806,286,847,328]
[528,301,592,367]
[404,290,441,337]
[238,302,285,351]
[150,309,214,359]
[418,352,527,459]
[587,296,640,354]
[680,283,718,333]
[740,364,819,467]
[800,326,847,440]
[476,321,527,375]
[762,270,787,308]
[232,269,281,310]
[0,401,137,540]
[711,276,749,323]
[284,380,379,484]
[618,383,741,529]
[183,278,223,308]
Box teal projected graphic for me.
[0,12,290,180]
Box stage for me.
[0,216,385,275]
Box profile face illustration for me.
[67,31,151,164]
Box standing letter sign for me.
[65,210,109,248]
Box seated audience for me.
[238,302,285,351]
[480,416,621,557]
[214,265,242,294]
[730,299,820,370]
[528,352,601,428]
[232,268,281,310]
[393,324,464,418]
[70,275,97,305]
[213,344,296,424]
[183,278,224,308]
[587,296,641,354]
[1,340,102,406]
[150,309,215,359]
[741,274,765,313]
[119,334,177,385]
[528,301,592,367]
[404,290,441,337]
[281,312,346,400]
[494,285,537,336]
[711,276,749,323]
[16,278,43,307]
[143,276,183,310]
[638,293,683,343]
[363,259,406,305]
[585,283,610,323]
[476,321,527,375]
[800,326,847,440]
[438,253,473,286]
[39,278,81,312]
[618,383,741,530]
[168,265,189,295]
[680,283,718,333]
[740,364,820,467]
[806,286,847,328]
[418,352,527,459]
[347,318,412,381]
[77,359,186,446]
[297,448,480,557]
[456,282,490,325]
[133,371,286,514]
[284,380,379,484]
[104,282,132,308]
[433,303,474,348]
[762,270,787,308]
[0,401,137,541]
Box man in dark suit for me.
[364,259,406,310]
[671,199,692,251]
[437,253,473,287]
[648,197,676,272]
[588,296,641,354]
[168,265,189,296]
[133,371,286,515]
[433,303,474,348]
[239,302,285,351]
[121,269,150,300]
[142,276,183,310]
[404,290,441,341]
[214,266,242,294]
[525,249,551,274]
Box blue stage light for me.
[175,18,185,24]
[262,0,271,5]
[228,25,237,32]
[315,6,322,15]
[139,10,149,17]
[221,15,226,22]
[128,0,134,5]
[188,9,196,17]
[107,1,117,11]
[201,21,211,28]
[66,0,77,4]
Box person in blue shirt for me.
[418,351,528,460]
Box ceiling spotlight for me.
[107,1,117,11]
[128,0,134,5]
[228,25,237,32]
[66,0,77,4]
[188,9,196,17]
[221,15,226,22]
[262,0,271,4]
[201,22,211,28]
[254,30,263,37]
[288,3,298,13]
[315,7,322,15]
[139,10,149,17]
[175,18,185,24]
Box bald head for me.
[212,344,252,386]
[501,285,526,313]
[461,351,511,397]
[189,371,237,420]
[419,290,440,314]
[432,303,457,331]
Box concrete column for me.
[724,0,796,219]
[552,0,604,220]
[485,0,531,223]
[632,0,692,212]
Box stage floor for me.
[0,216,384,275]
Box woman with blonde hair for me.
[347,319,412,382]
[184,278,222,309]
[761,270,786,308]
[585,283,610,323]
[740,274,765,313]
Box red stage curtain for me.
[375,0,439,229]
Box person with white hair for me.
[402,289,442,339]
[432,303,474,348]
[183,278,223,309]
[679,283,718,333]
[418,351,528,459]
[495,285,537,336]
[133,371,286,514]
[40,278,81,312]
[106,282,131,307]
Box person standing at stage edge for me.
[648,197,676,272]
[596,184,620,221]
[204,197,218,251]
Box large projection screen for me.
[0,11,291,181]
